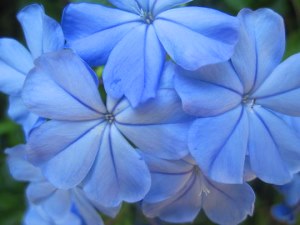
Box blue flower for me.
[0,4,64,135]
[21,49,191,207]
[141,153,255,224]
[6,145,119,225]
[174,8,300,185]
[62,0,239,106]
[272,173,300,224]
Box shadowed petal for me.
[5,145,42,182]
[17,4,64,59]
[8,96,39,136]
[142,153,194,203]
[271,204,295,224]
[22,50,106,120]
[143,173,202,223]
[248,107,300,184]
[27,120,105,188]
[203,179,255,225]
[0,38,32,94]
[154,7,238,70]
[189,106,248,183]
[103,24,165,106]
[83,125,151,207]
[254,54,300,117]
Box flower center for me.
[105,113,115,123]
[242,95,256,108]
[140,9,154,24]
[194,166,210,197]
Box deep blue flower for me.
[21,49,192,207]
[6,145,120,225]
[0,4,64,135]
[174,8,300,185]
[62,0,239,106]
[141,153,255,224]
[272,173,300,224]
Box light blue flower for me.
[174,8,300,185]
[6,145,119,225]
[0,4,64,135]
[62,0,239,106]
[22,49,192,207]
[141,153,255,225]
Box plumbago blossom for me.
[0,4,64,135]
[6,145,120,225]
[141,153,255,225]
[62,0,239,106]
[174,8,300,185]
[22,49,192,207]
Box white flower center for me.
[105,113,115,123]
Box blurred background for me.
[0,0,300,224]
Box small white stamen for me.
[105,113,114,123]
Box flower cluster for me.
[1,1,300,225]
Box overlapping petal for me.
[154,7,239,70]
[189,106,249,184]
[5,145,42,182]
[202,179,255,225]
[174,62,243,117]
[27,120,105,188]
[103,24,165,106]
[248,107,300,184]
[17,4,65,59]
[83,125,151,207]
[114,89,192,159]
[0,38,32,95]
[22,50,106,121]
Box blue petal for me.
[26,182,56,204]
[233,9,285,93]
[103,24,165,106]
[151,0,192,15]
[5,145,42,182]
[28,120,105,188]
[83,124,151,207]
[109,0,143,14]
[253,53,300,117]
[24,205,81,225]
[27,183,71,221]
[277,173,300,206]
[143,172,202,223]
[174,62,243,117]
[8,96,39,137]
[0,38,32,94]
[203,179,255,225]
[73,188,113,223]
[22,50,106,121]
[248,107,300,184]
[17,4,64,59]
[114,89,192,159]
[271,204,295,224]
[62,3,141,66]
[189,106,248,183]
[142,153,194,203]
[154,7,239,70]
